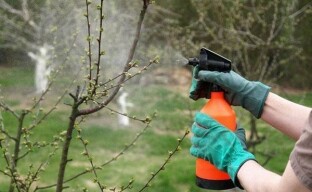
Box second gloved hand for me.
[190,112,256,187]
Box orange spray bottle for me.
[188,48,236,190]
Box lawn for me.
[0,65,311,192]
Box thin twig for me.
[138,129,190,192]
[0,102,19,119]
[77,128,105,190]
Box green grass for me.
[0,66,311,191]
[0,66,34,88]
[284,92,312,106]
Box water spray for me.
[188,48,237,190]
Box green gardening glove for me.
[190,112,256,188]
[197,70,271,118]
[189,66,213,100]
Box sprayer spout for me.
[188,57,199,66]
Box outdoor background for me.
[0,0,312,192]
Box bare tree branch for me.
[78,1,150,116]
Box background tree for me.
[285,0,312,88]
[0,0,82,94]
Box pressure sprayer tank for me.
[188,48,236,190]
[196,90,236,190]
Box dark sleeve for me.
[290,111,312,191]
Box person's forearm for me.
[237,160,311,192]
[261,92,311,140]
[237,160,280,192]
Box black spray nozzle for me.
[188,48,231,72]
[188,57,199,66]
[188,48,232,93]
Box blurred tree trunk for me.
[0,0,82,92]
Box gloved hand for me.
[189,66,213,100]
[189,69,271,118]
[190,112,256,188]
